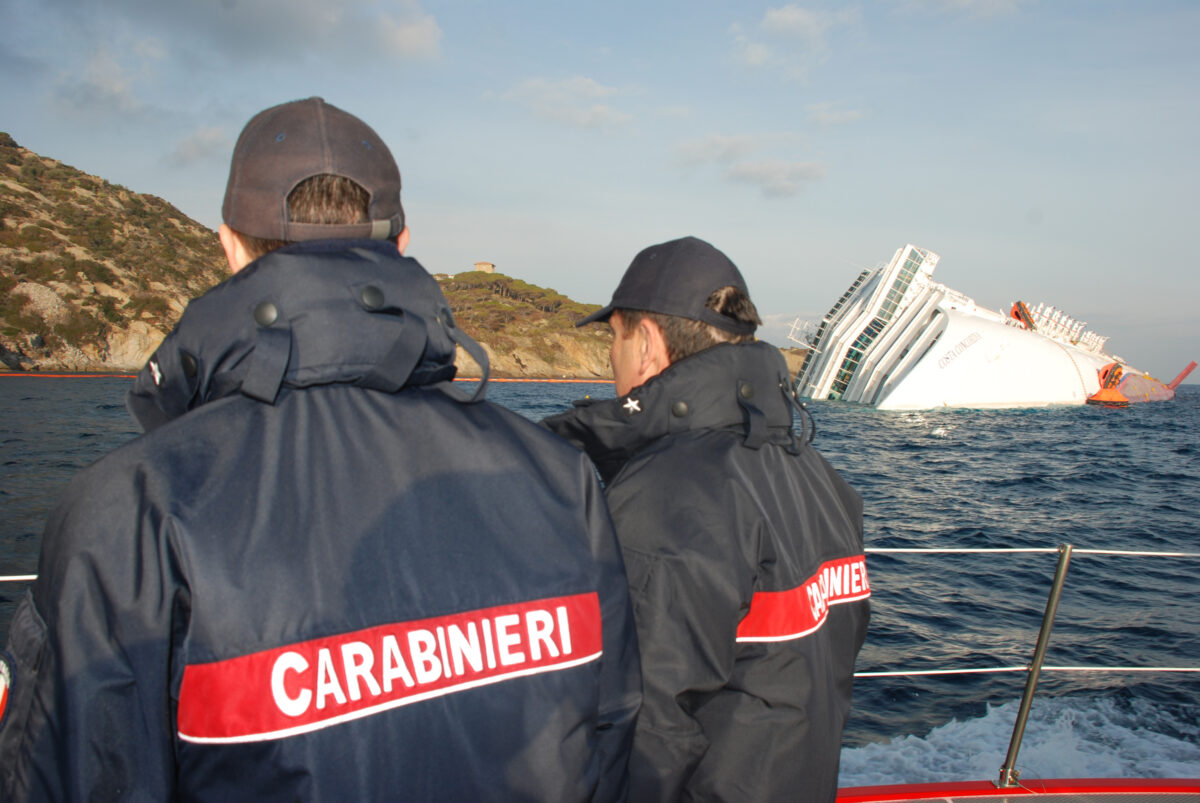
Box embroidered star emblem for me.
[149,359,163,387]
[623,397,641,414]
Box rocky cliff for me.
[1,133,227,371]
[0,134,612,378]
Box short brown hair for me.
[619,285,761,363]
[234,174,371,261]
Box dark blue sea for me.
[2,376,1198,785]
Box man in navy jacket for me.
[0,97,640,801]
[544,237,869,802]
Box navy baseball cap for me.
[577,236,755,334]
[222,97,404,242]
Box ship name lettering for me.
[938,332,982,369]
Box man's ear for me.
[636,316,672,383]
[218,224,253,274]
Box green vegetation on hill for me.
[443,271,598,329]
[439,271,610,373]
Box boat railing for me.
[856,545,1200,789]
[3,545,1198,788]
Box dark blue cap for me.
[576,236,755,334]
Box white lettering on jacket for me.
[178,592,603,744]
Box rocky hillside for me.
[0,134,612,378]
[0,133,228,371]
[438,271,611,378]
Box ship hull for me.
[1118,372,1178,402]
[873,305,1110,410]
[794,244,1182,411]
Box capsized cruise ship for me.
[792,244,1195,410]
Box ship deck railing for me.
[854,545,1200,789]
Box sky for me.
[2,0,1197,381]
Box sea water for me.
[1,375,1197,784]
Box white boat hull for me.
[873,304,1109,410]
[794,244,1132,411]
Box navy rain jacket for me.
[544,341,869,802]
[0,240,641,801]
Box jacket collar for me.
[127,239,490,432]
[542,341,808,483]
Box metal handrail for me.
[867,547,1200,556]
[854,545,1200,677]
[3,544,1198,784]
[851,544,1200,789]
[999,542,1071,787]
[4,547,1198,584]
[856,665,1200,678]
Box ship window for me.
[831,317,888,396]
[810,321,829,349]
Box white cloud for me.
[502,77,632,129]
[724,160,825,197]
[762,5,837,41]
[209,0,444,60]
[891,0,1034,16]
[129,36,166,62]
[37,0,444,63]
[657,105,693,119]
[675,134,763,167]
[731,32,775,68]
[675,134,824,198]
[759,312,814,347]
[53,48,141,115]
[27,0,444,144]
[806,102,866,126]
[732,5,861,77]
[377,8,443,59]
[164,126,228,167]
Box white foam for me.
[839,697,1200,787]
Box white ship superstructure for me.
[793,245,1121,410]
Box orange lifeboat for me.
[1010,301,1037,331]
[1087,362,1130,408]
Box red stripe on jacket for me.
[177,592,603,743]
[736,556,870,642]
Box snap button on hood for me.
[360,285,385,310]
[254,301,279,327]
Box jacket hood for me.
[127,239,490,431]
[542,340,812,483]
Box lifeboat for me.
[1086,362,1130,408]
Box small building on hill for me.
[473,261,495,274]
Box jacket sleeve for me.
[580,458,643,803]
[0,461,181,801]
[605,469,755,800]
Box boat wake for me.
[839,695,1200,786]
